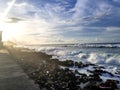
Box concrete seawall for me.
[0,49,40,90]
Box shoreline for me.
[6,46,120,90]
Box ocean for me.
[22,43,120,70]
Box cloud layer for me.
[0,0,120,44]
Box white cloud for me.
[93,2,112,18]
[69,0,113,25]
[113,0,120,3]
[14,2,27,7]
[9,2,38,19]
[72,0,89,18]
[106,27,120,32]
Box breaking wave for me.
[25,46,120,67]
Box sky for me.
[0,0,120,44]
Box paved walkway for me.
[0,49,40,90]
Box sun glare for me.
[0,21,23,41]
[0,0,18,42]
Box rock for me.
[75,62,85,68]
[60,60,74,67]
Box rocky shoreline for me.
[7,47,120,90]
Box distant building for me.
[0,31,3,48]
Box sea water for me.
[23,43,120,70]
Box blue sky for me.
[0,0,120,44]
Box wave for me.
[69,43,120,48]
[24,46,120,66]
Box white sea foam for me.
[100,73,120,82]
[22,46,119,67]
[25,46,120,66]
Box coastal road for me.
[0,49,40,90]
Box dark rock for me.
[98,79,118,90]
[75,62,85,68]
[60,60,74,67]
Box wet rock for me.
[50,59,59,63]
[99,79,118,90]
[75,62,85,68]
[60,60,74,67]
[85,85,100,90]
